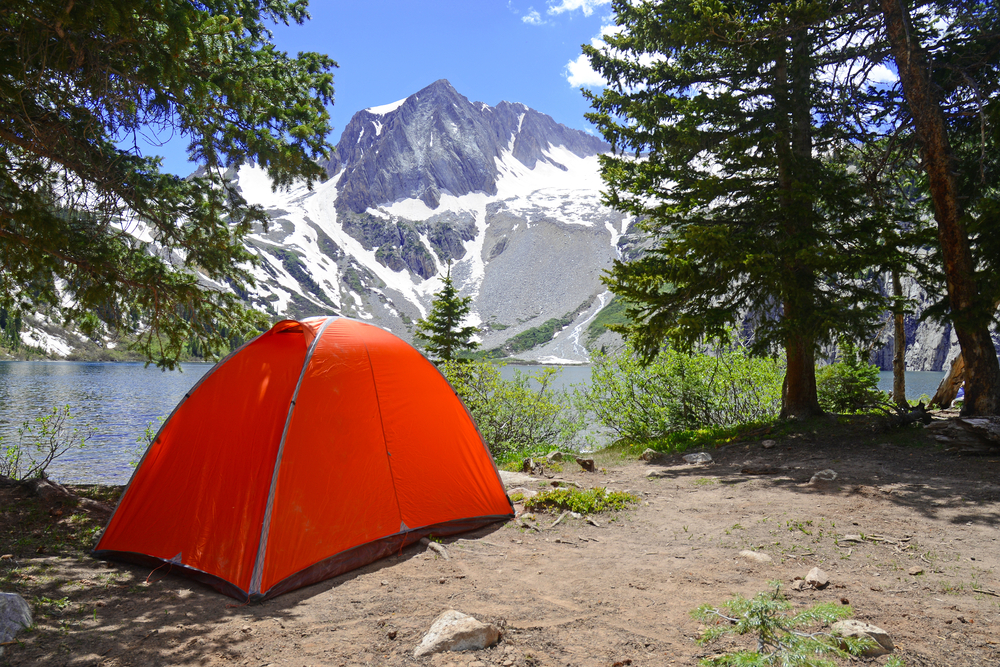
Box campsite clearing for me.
[2,417,999,666]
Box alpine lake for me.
[0,360,945,486]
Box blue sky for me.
[150,0,614,175]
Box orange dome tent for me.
[94,317,513,601]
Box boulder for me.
[832,619,894,657]
[575,457,596,472]
[413,610,500,657]
[683,452,712,465]
[0,593,32,656]
[545,451,564,463]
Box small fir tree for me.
[415,264,479,362]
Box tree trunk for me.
[930,353,965,409]
[775,29,823,420]
[892,270,907,408]
[781,329,821,419]
[880,0,1000,415]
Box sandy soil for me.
[2,416,999,667]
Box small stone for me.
[832,619,894,656]
[545,451,564,462]
[809,469,838,486]
[387,629,397,640]
[641,448,660,461]
[413,610,500,657]
[739,550,772,563]
[805,567,829,589]
[381,580,389,586]
[576,457,596,472]
[908,566,924,576]
[762,440,777,449]
[790,579,807,591]
[842,534,864,542]
[438,578,446,584]
[683,452,712,464]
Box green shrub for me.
[1,406,92,481]
[816,341,891,413]
[585,339,783,448]
[440,360,584,464]
[692,582,875,666]
[524,487,638,514]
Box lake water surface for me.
[0,361,944,485]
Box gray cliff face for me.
[324,79,609,214]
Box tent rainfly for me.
[93,317,513,600]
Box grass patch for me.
[585,296,629,345]
[524,487,639,514]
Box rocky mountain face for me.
[13,79,993,370]
[326,79,609,215]
[222,79,634,363]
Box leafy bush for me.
[524,487,638,514]
[440,360,584,463]
[692,582,875,666]
[585,340,783,448]
[816,341,891,413]
[0,406,92,481]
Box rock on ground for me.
[413,610,500,658]
[739,550,773,564]
[805,567,829,589]
[0,592,32,657]
[832,619,894,656]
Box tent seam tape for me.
[359,329,407,532]
[248,316,338,597]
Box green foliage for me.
[415,264,479,362]
[816,341,892,414]
[583,1,907,417]
[585,296,629,346]
[585,340,783,448]
[524,487,639,514]
[0,1,337,369]
[0,406,92,481]
[692,582,872,666]
[440,360,583,463]
[501,316,572,355]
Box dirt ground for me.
[2,414,999,667]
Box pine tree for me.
[415,264,479,362]
[583,0,896,418]
[876,0,1000,414]
[0,1,337,368]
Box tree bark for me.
[775,29,823,419]
[892,270,907,408]
[781,330,821,419]
[930,353,966,409]
[880,0,1000,415]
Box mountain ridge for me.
[9,79,979,372]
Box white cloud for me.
[566,54,605,87]
[547,0,611,16]
[564,24,622,87]
[522,8,545,25]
